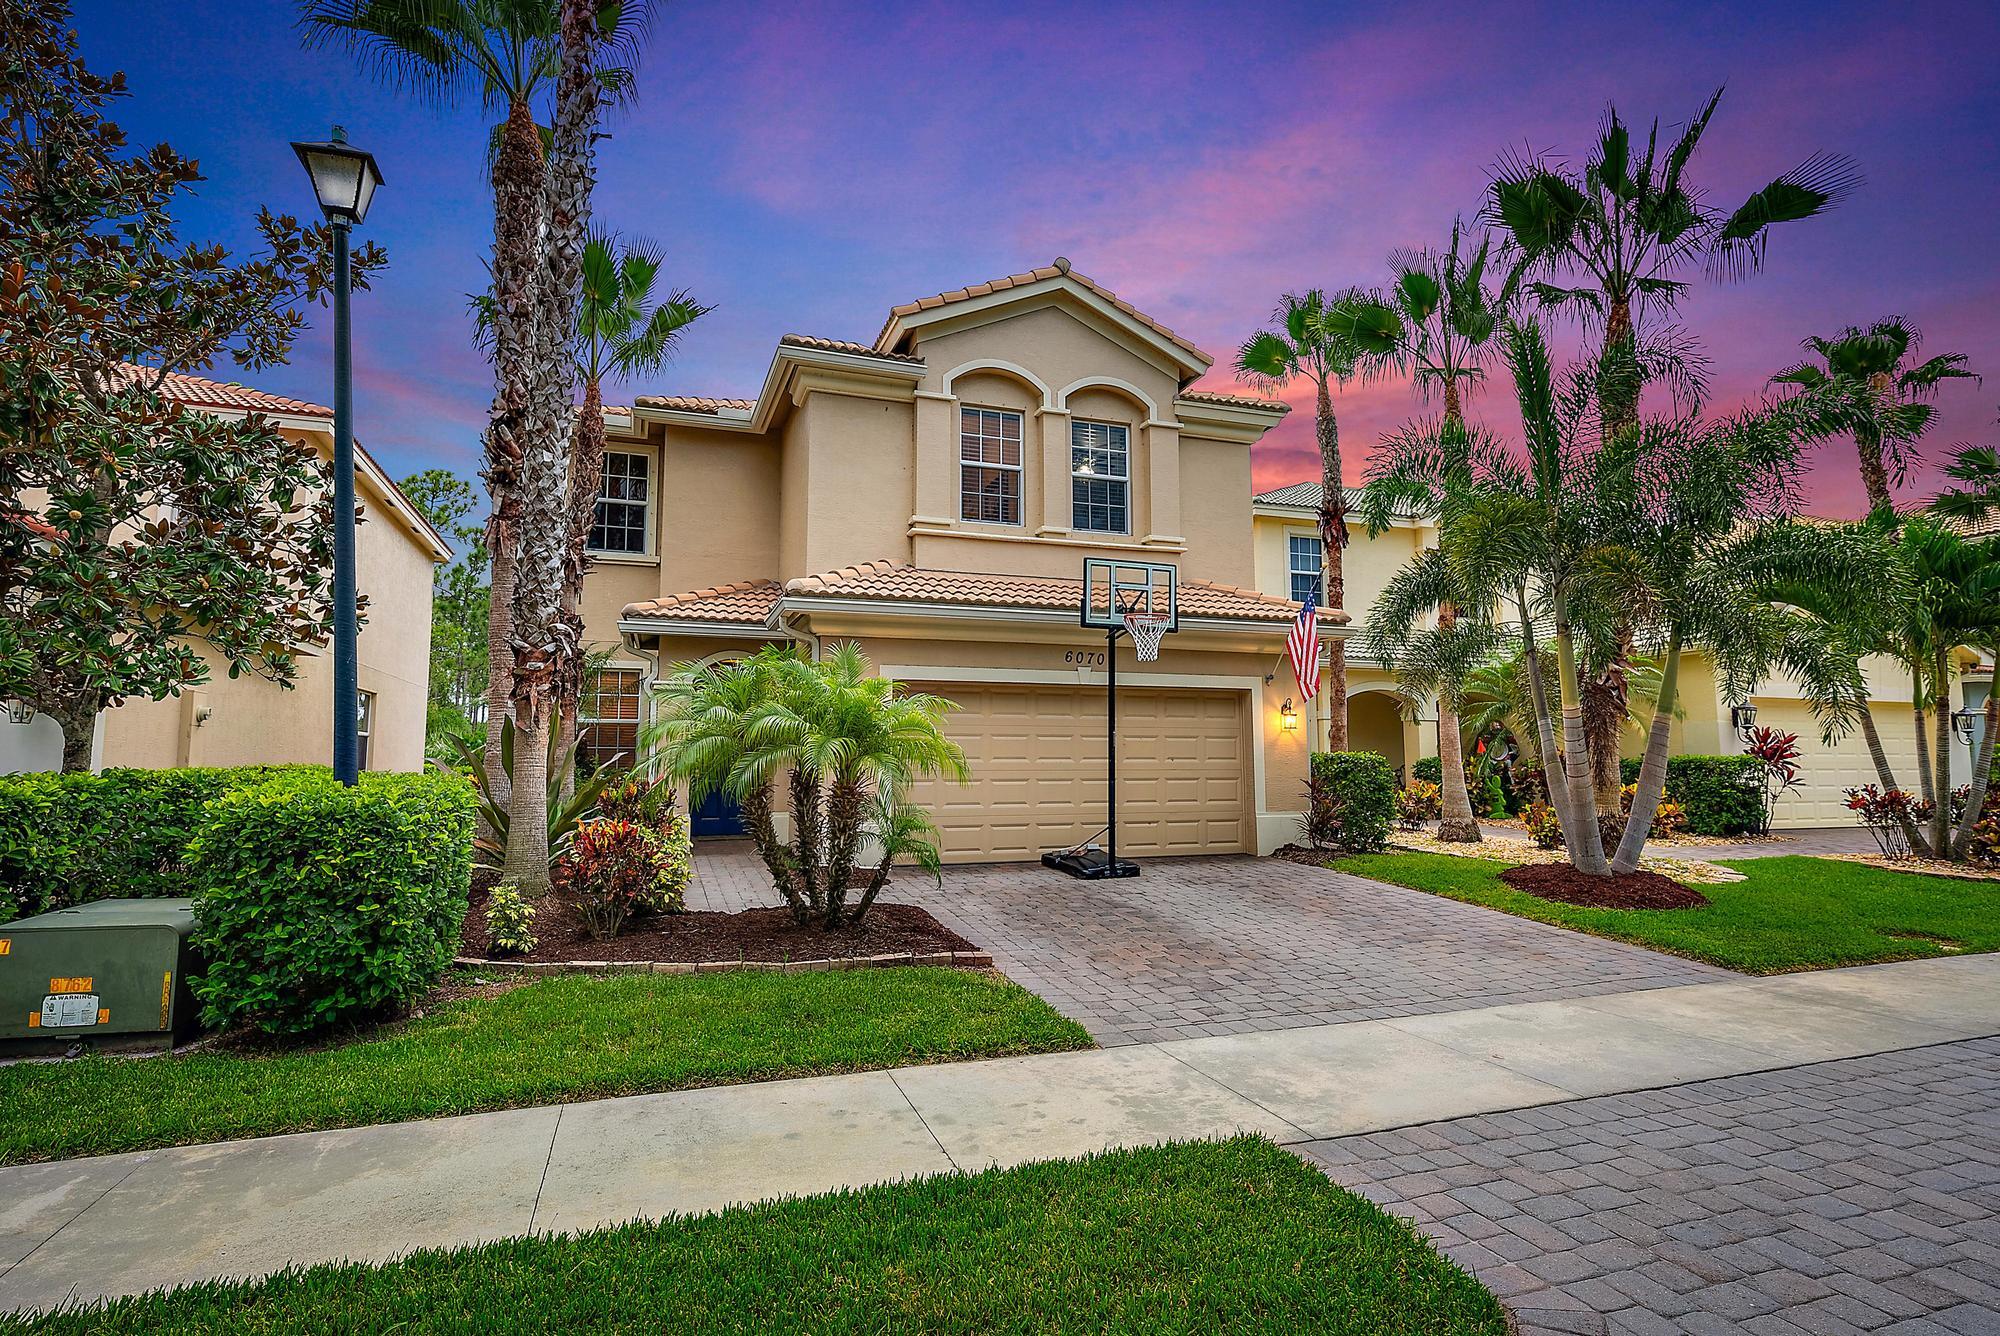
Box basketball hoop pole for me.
[1107,619,1119,875]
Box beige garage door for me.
[905,682,1249,862]
[1755,697,1920,828]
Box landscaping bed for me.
[0,968,1090,1165]
[7,1137,1506,1335]
[1498,862,1710,910]
[1334,851,2000,973]
[461,886,980,966]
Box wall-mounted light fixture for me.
[1280,698,1298,732]
[1954,706,1979,747]
[3,700,32,725]
[1730,702,1758,742]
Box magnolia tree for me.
[0,0,383,769]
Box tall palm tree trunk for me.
[1931,646,1953,855]
[1517,585,1576,834]
[553,375,606,781]
[1315,376,1350,751]
[1855,422,1893,515]
[1553,612,1612,876]
[1913,699,1935,805]
[1435,695,1480,841]
[1612,630,1680,873]
[1857,705,1932,857]
[481,96,547,807]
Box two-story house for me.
[0,367,451,775]
[576,262,1321,860]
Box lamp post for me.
[292,127,383,786]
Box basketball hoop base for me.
[1041,847,1141,880]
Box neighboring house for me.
[577,261,1317,860]
[0,368,451,775]
[1250,482,1972,828]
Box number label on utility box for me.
[40,994,102,1028]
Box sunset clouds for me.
[74,0,1999,515]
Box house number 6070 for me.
[1065,650,1107,667]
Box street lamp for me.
[292,127,383,787]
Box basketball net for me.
[1123,612,1169,662]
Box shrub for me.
[1523,800,1564,849]
[1664,755,1765,836]
[485,882,537,956]
[1844,784,1919,859]
[189,771,475,1036]
[0,765,321,921]
[1307,752,1396,853]
[1395,780,1442,829]
[596,774,692,914]
[1411,755,1443,785]
[555,819,665,940]
[1619,757,1642,786]
[1619,783,1687,839]
[1475,769,1507,818]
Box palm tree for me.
[304,0,563,807]
[1934,433,2000,527]
[1380,220,1514,840]
[1770,320,1980,513]
[646,652,795,897]
[1237,289,1401,749]
[554,235,708,766]
[1489,87,1857,439]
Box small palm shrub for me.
[1396,780,1443,829]
[555,818,667,940]
[484,882,537,956]
[1524,800,1564,849]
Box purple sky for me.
[71,0,1999,517]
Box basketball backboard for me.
[1081,558,1178,631]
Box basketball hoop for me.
[1123,612,1169,662]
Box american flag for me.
[1287,590,1320,700]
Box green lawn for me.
[1336,852,2000,973]
[0,968,1089,1165]
[7,1138,1504,1336]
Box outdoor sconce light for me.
[1280,698,1299,732]
[290,127,383,225]
[1730,702,1758,741]
[3,700,32,725]
[1954,707,1979,747]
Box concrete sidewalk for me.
[3,953,1996,1316]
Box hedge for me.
[1411,755,1443,785]
[1307,752,1397,853]
[1663,754,1765,836]
[0,765,322,921]
[189,770,475,1036]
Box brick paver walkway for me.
[1299,1038,2000,1336]
[689,843,1729,1044]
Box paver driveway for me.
[1301,1037,2000,1336]
[691,846,1729,1044]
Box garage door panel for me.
[907,682,1248,861]
[1754,698,1919,828]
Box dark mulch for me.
[1498,861,1711,910]
[460,887,978,965]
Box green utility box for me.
[0,899,200,1053]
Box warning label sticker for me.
[40,994,101,1028]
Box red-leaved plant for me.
[554,819,668,940]
[1843,785,1919,859]
[1744,726,1803,835]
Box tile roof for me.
[1178,388,1287,413]
[623,579,779,623]
[779,333,923,364]
[632,393,757,415]
[784,559,1331,623]
[114,363,332,418]
[1252,481,1329,508]
[875,262,1209,366]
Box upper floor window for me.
[960,408,1022,525]
[589,451,650,554]
[1071,420,1129,534]
[1288,533,1323,604]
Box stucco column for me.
[1143,420,1181,546]
[1038,407,1071,535]
[912,391,957,529]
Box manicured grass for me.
[8,1138,1506,1336]
[1335,852,2000,973]
[0,968,1089,1166]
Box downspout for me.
[771,597,821,661]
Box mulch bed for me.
[1498,862,1710,910]
[460,886,979,966]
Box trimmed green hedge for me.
[190,771,475,1036]
[0,765,322,921]
[1308,751,1397,853]
[1411,755,1443,784]
[1665,754,1765,836]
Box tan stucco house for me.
[1249,481,1967,828]
[577,262,1323,859]
[0,368,451,775]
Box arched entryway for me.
[1347,689,1410,776]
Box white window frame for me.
[578,666,644,774]
[1070,419,1130,535]
[1287,532,1323,604]
[588,450,652,556]
[959,407,1024,526]
[355,689,376,772]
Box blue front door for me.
[691,787,745,837]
